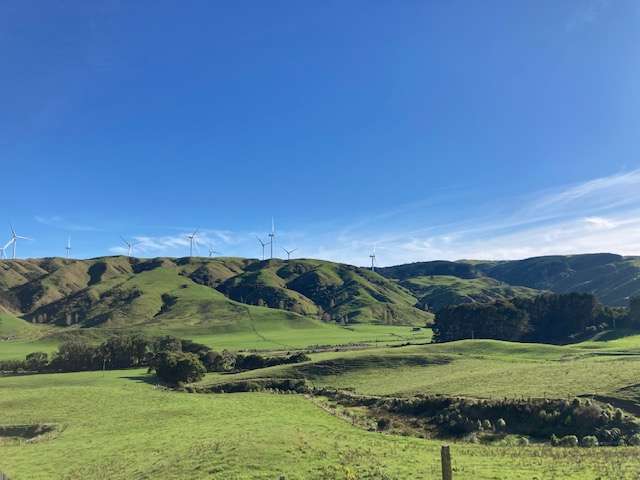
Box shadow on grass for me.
[120,374,159,385]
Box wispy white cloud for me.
[103,170,640,266]
[304,169,640,266]
[108,229,238,256]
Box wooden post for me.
[441,445,452,480]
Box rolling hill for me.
[2,252,640,347]
[398,275,540,312]
[0,257,431,337]
[379,253,640,307]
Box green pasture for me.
[1,370,639,479]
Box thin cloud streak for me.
[105,170,640,266]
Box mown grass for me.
[1,370,640,479]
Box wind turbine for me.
[0,238,12,259]
[187,229,199,257]
[257,237,268,260]
[208,246,220,257]
[65,236,72,259]
[120,237,138,257]
[369,247,376,272]
[0,242,8,260]
[268,218,275,259]
[282,247,297,261]
[7,225,31,260]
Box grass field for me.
[196,336,640,403]
[3,319,640,479]
[0,322,432,361]
[2,370,640,480]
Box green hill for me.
[0,256,430,339]
[399,275,540,312]
[379,253,640,307]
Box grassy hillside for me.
[197,334,640,405]
[380,253,640,307]
[217,258,431,325]
[399,275,540,311]
[0,256,430,331]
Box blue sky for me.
[2,0,640,265]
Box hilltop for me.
[0,256,431,337]
[379,253,640,307]
[1,252,639,346]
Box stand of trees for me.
[434,292,630,344]
[0,334,310,385]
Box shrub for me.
[50,339,99,372]
[628,433,640,446]
[557,435,579,448]
[377,418,392,431]
[25,352,48,371]
[155,351,206,384]
[580,435,599,448]
[482,419,492,431]
[0,359,27,372]
[496,418,507,431]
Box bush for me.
[628,433,640,446]
[377,418,392,431]
[496,418,507,431]
[557,435,579,448]
[50,339,99,372]
[0,359,27,372]
[25,352,48,371]
[155,351,206,384]
[581,435,599,448]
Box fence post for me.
[441,445,452,480]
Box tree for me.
[25,352,48,371]
[50,339,98,372]
[629,296,640,327]
[433,300,529,342]
[98,334,150,369]
[154,351,206,384]
[153,335,183,353]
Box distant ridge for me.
[378,253,640,307]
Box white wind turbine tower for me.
[268,218,275,259]
[65,236,72,259]
[282,247,297,261]
[0,237,12,260]
[8,224,31,260]
[369,247,376,272]
[208,246,220,257]
[257,237,268,260]
[187,229,199,257]
[120,237,138,257]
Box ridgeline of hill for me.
[378,253,640,307]
[0,257,431,336]
[1,253,639,342]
